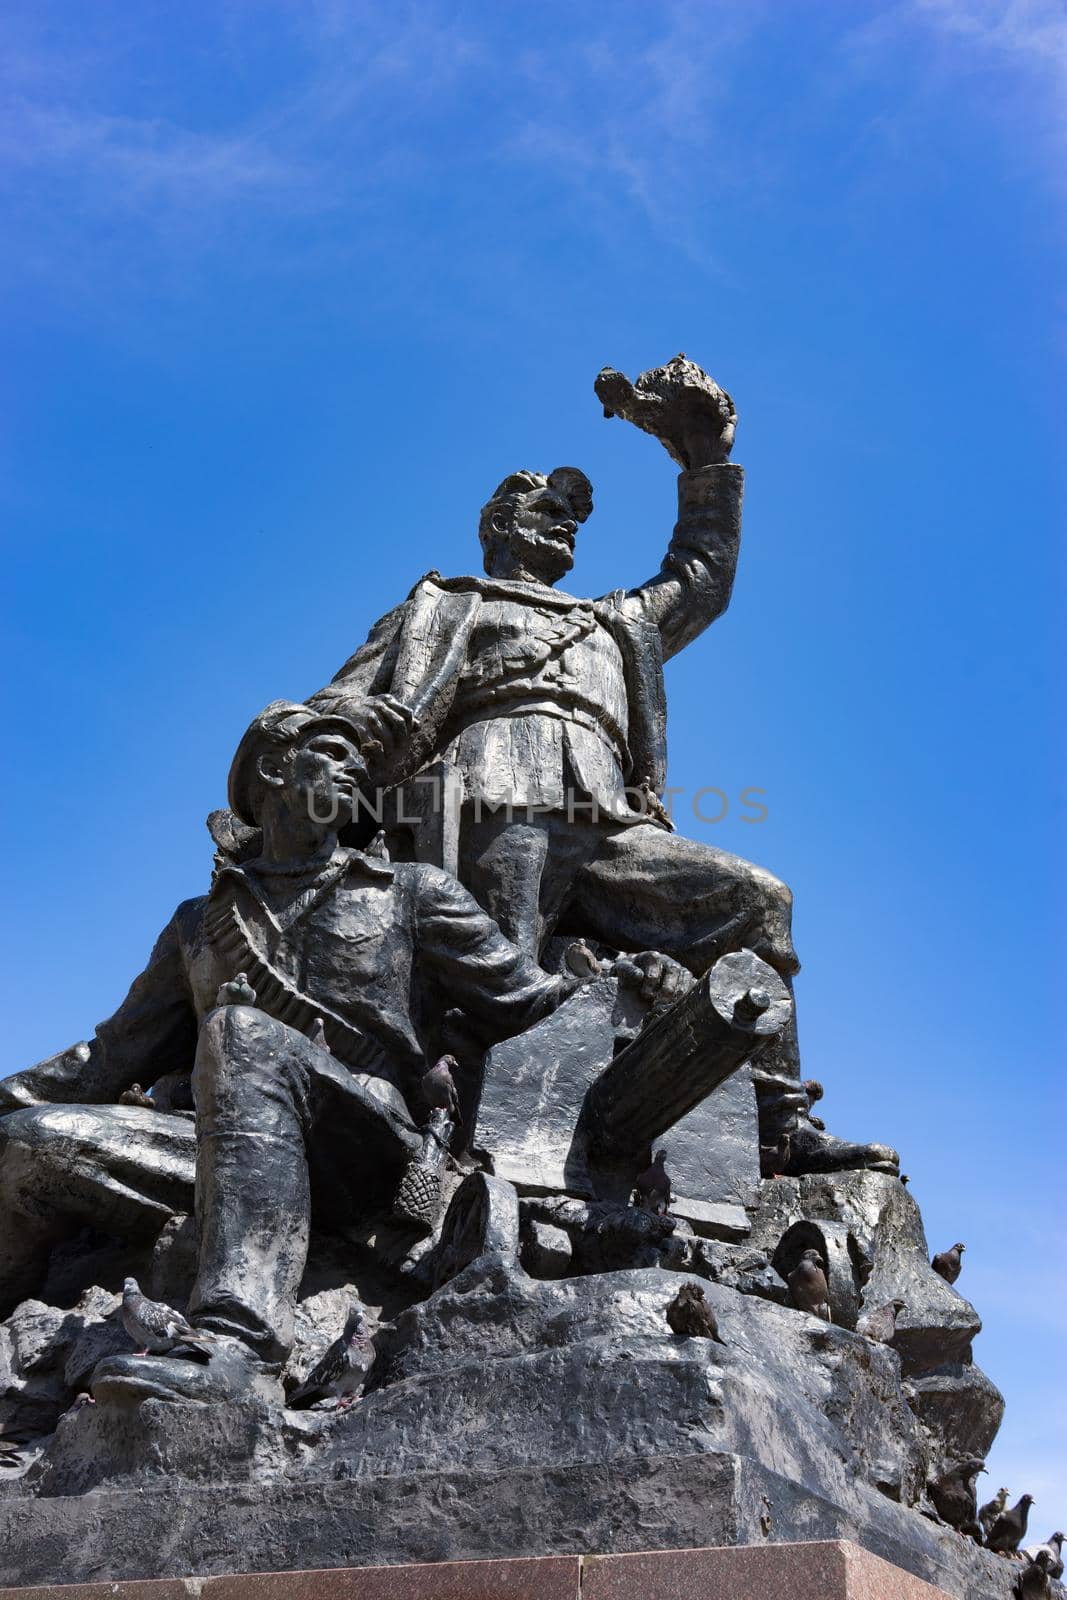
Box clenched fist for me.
[595,354,736,470]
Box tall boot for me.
[751,981,899,1178]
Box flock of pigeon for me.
[2,1086,1061,1597]
[646,1154,1061,1595]
[118,1277,373,1412]
[924,1466,1064,1595]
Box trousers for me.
[0,1007,418,1355]
[462,812,798,980]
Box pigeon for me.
[788,1249,831,1321]
[980,1487,1010,1541]
[770,1132,792,1176]
[119,1082,155,1108]
[207,806,261,867]
[932,1242,965,1285]
[850,1242,875,1289]
[900,1174,910,1187]
[1023,1536,1062,1587]
[1015,1550,1055,1599]
[857,1298,906,1345]
[307,1016,330,1052]
[635,776,675,832]
[803,1078,826,1130]
[421,1054,460,1122]
[288,1305,372,1410]
[564,939,603,980]
[1022,1534,1064,1581]
[634,1149,672,1215]
[988,1494,1036,1555]
[929,1457,986,1539]
[215,971,257,1007]
[121,1277,217,1357]
[665,1283,725,1343]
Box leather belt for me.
[446,697,628,764]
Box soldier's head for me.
[478,466,593,585]
[228,700,370,834]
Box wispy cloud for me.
[0,1,1062,308]
[0,101,301,204]
[501,5,769,269]
[0,2,480,269]
[844,0,1067,168]
[915,0,1067,76]
[917,0,1067,166]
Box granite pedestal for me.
[0,1541,971,1599]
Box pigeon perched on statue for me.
[857,1298,906,1345]
[932,1242,965,1284]
[1022,1534,1064,1581]
[980,1487,1010,1541]
[763,1132,793,1177]
[929,1457,986,1540]
[215,971,257,1008]
[788,1249,831,1321]
[665,1283,724,1343]
[802,1079,826,1130]
[288,1305,372,1410]
[1015,1550,1055,1600]
[563,939,603,980]
[421,1054,460,1122]
[634,1149,671,1215]
[207,806,261,871]
[635,776,675,831]
[118,1082,155,1108]
[988,1494,1036,1555]
[121,1277,217,1357]
[850,1242,875,1289]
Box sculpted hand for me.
[347,694,417,763]
[595,354,736,470]
[613,950,695,1009]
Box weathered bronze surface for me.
[0,360,1017,1599]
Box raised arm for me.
[0,902,200,1112]
[594,355,743,661]
[620,461,743,660]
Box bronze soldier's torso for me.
[441,591,632,812]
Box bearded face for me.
[486,484,580,584]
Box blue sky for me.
[1,0,1064,1517]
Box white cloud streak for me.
[0,2,1061,299]
[915,0,1067,75]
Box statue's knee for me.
[197,1003,267,1064]
[770,878,794,932]
[745,868,798,974]
[743,866,790,927]
[195,1004,292,1104]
